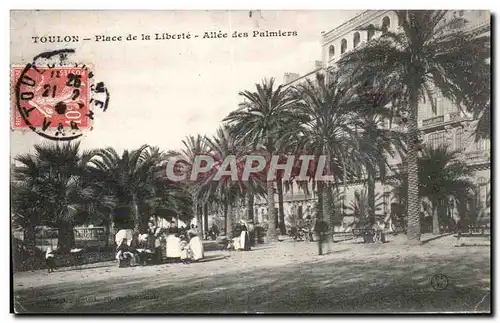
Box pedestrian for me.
[45,246,56,273]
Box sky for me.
[10,10,363,158]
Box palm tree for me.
[196,126,247,238]
[353,89,406,221]
[292,72,361,228]
[338,10,490,243]
[89,145,165,233]
[179,134,209,235]
[390,145,475,234]
[13,142,103,252]
[224,78,300,239]
[11,181,44,265]
[345,189,385,229]
[419,146,474,234]
[463,54,490,141]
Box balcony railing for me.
[420,112,469,129]
[422,115,444,127]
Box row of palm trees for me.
[11,143,192,255]
[11,11,490,257]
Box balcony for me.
[419,112,470,130]
[464,150,490,166]
[422,115,444,127]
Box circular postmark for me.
[12,49,110,141]
[430,273,449,290]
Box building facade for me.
[243,10,491,231]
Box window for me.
[476,138,491,151]
[328,45,335,59]
[445,98,457,114]
[433,94,445,116]
[353,32,360,48]
[382,16,391,33]
[341,38,347,54]
[427,131,445,149]
[455,127,465,151]
[367,24,375,41]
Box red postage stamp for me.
[12,66,91,130]
[11,49,109,141]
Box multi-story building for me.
[246,10,491,230]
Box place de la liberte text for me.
[31,30,299,43]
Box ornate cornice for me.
[322,10,391,45]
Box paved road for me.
[13,234,491,313]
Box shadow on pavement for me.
[421,233,454,244]
[14,248,490,314]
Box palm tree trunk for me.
[367,168,376,222]
[23,221,36,268]
[227,202,233,239]
[266,140,277,241]
[203,204,209,237]
[104,221,110,247]
[247,190,254,221]
[320,182,333,256]
[432,204,439,235]
[406,89,421,244]
[132,195,141,234]
[57,221,75,252]
[322,183,332,223]
[266,179,277,240]
[458,197,467,231]
[317,182,324,220]
[277,176,286,235]
[330,184,340,229]
[223,203,228,236]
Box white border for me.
[3,1,498,322]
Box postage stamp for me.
[11,49,109,141]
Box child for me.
[179,235,191,264]
[226,238,235,251]
[45,246,56,273]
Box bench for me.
[352,228,385,243]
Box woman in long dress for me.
[188,232,204,261]
[232,224,242,250]
[239,221,251,251]
[166,232,182,261]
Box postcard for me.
[10,10,491,314]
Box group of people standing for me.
[228,220,253,251]
[165,224,204,264]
